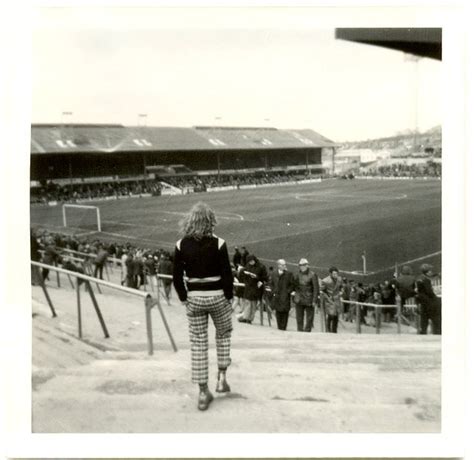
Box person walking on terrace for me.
[173,202,234,411]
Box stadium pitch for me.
[31,178,441,281]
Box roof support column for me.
[69,157,73,189]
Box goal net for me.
[62,204,102,232]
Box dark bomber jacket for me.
[172,234,234,302]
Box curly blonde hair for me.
[179,201,217,240]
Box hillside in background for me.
[340,126,441,157]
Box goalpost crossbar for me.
[62,204,102,232]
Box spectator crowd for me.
[30,180,163,204]
[31,170,316,205]
[362,161,441,178]
[31,228,442,335]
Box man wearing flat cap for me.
[293,258,320,332]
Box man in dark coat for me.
[30,229,41,285]
[232,247,242,268]
[132,250,145,289]
[125,251,135,288]
[395,264,417,309]
[237,255,266,324]
[41,238,60,281]
[321,267,343,333]
[158,253,173,304]
[293,258,320,332]
[93,244,109,279]
[240,246,249,267]
[269,259,295,331]
[416,264,441,335]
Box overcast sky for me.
[31,8,442,142]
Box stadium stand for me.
[30,124,336,186]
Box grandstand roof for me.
[31,124,336,155]
[335,28,442,60]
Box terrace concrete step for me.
[31,290,440,433]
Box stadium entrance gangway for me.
[31,260,178,355]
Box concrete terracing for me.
[31,271,441,433]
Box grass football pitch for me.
[30,178,441,282]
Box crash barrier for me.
[31,261,177,355]
[40,247,121,283]
[337,298,418,334]
[61,248,122,281]
[35,249,435,335]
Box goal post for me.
[62,204,102,232]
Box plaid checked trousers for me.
[186,295,233,384]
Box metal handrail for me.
[339,298,408,334]
[61,247,122,265]
[31,260,177,355]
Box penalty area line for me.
[100,231,175,248]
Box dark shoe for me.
[238,317,247,323]
[197,389,214,411]
[216,377,231,393]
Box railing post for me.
[356,303,361,334]
[83,261,101,294]
[397,296,402,334]
[85,281,109,338]
[156,274,161,299]
[375,306,381,334]
[147,275,155,294]
[145,295,154,356]
[56,262,61,288]
[266,297,272,327]
[153,286,178,352]
[40,275,57,318]
[320,298,326,332]
[76,278,83,339]
[67,274,75,289]
[416,303,421,334]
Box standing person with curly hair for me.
[173,202,234,411]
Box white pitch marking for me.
[295,192,408,202]
[75,231,98,237]
[100,231,175,248]
[242,223,333,246]
[216,212,245,221]
[103,220,168,229]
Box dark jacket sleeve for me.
[288,271,296,294]
[172,245,187,302]
[219,242,234,300]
